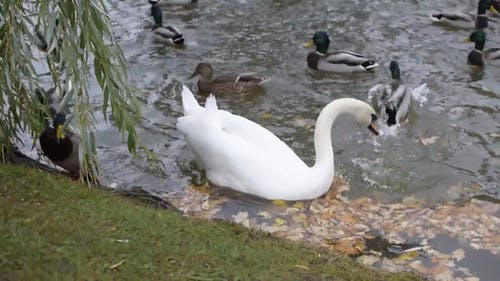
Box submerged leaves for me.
[165,176,500,281]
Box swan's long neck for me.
[312,100,345,169]
[299,99,364,199]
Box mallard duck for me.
[465,30,500,66]
[149,1,184,45]
[39,112,80,177]
[368,61,411,126]
[177,85,379,200]
[304,31,378,73]
[189,63,269,95]
[429,0,498,29]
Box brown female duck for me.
[189,63,269,95]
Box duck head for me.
[53,113,67,140]
[190,63,214,80]
[466,30,486,51]
[478,0,498,14]
[304,31,330,54]
[390,60,401,80]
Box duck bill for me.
[303,40,314,48]
[56,124,66,140]
[490,6,498,14]
[368,121,379,135]
[463,38,471,43]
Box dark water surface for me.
[90,0,499,203]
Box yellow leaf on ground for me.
[272,199,287,207]
[274,217,287,226]
[397,250,420,260]
[189,183,211,194]
[293,202,304,209]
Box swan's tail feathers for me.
[205,94,218,111]
[181,85,201,115]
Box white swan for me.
[177,85,380,200]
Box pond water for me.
[21,0,500,280]
[93,0,500,203]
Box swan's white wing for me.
[177,107,310,199]
[220,112,304,162]
[181,85,201,115]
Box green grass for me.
[0,164,422,281]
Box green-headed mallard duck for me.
[149,1,184,45]
[177,85,379,200]
[304,31,378,73]
[39,112,80,177]
[429,0,498,29]
[368,61,411,126]
[466,30,500,66]
[189,63,269,95]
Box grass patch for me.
[0,164,422,280]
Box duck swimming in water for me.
[304,31,378,73]
[368,61,411,127]
[190,63,269,95]
[149,0,184,45]
[429,0,498,29]
[465,30,500,66]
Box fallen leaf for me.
[272,199,287,207]
[232,211,250,227]
[189,183,211,194]
[291,213,308,226]
[274,217,287,226]
[419,135,440,146]
[451,248,465,261]
[257,211,271,218]
[397,250,420,260]
[109,259,125,269]
[356,255,380,267]
[293,202,305,209]
[295,264,309,271]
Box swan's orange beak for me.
[367,114,379,135]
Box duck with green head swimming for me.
[304,31,378,73]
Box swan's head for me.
[347,99,379,135]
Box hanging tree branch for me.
[0,0,141,180]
